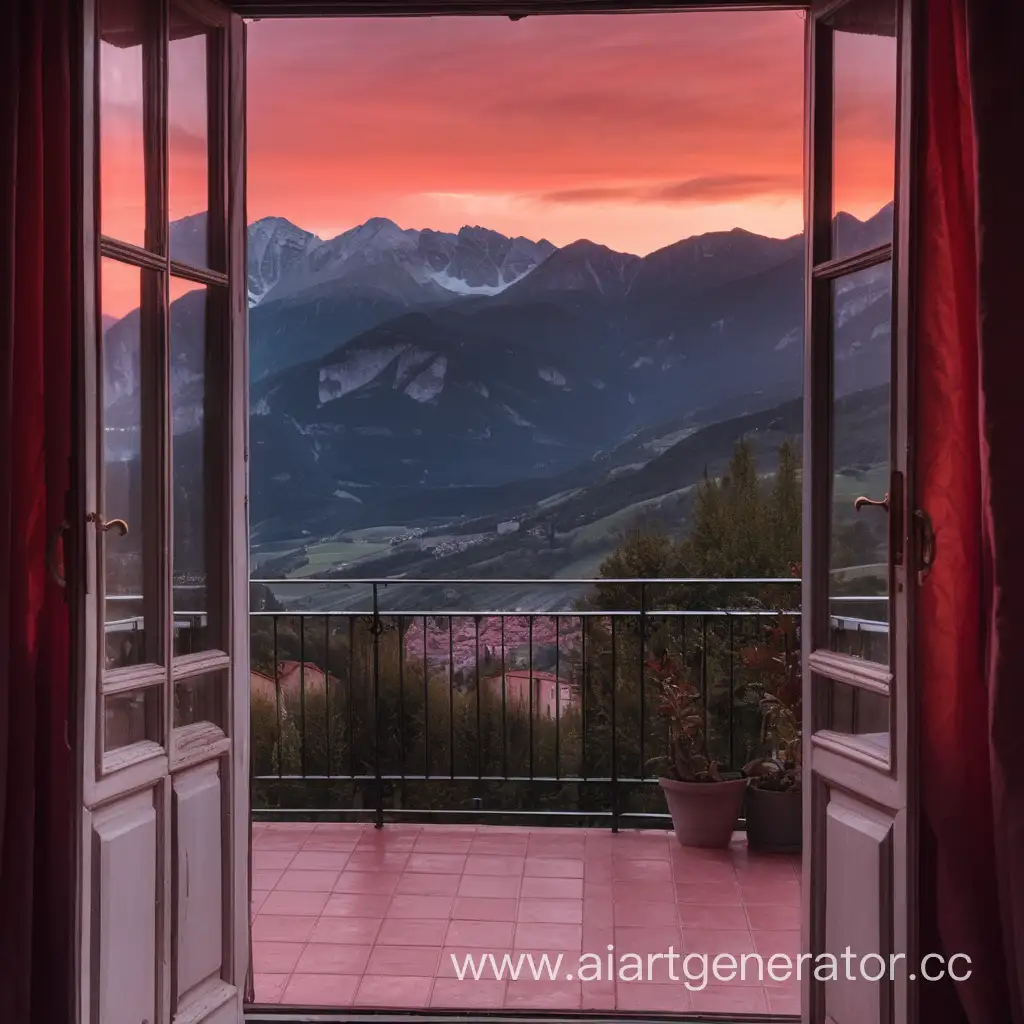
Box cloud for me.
[543,174,803,206]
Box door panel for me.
[92,789,160,1024]
[76,1,248,1022]
[174,762,225,1003]
[824,793,895,1024]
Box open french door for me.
[72,1,250,1021]
[802,1,918,1023]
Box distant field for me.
[286,539,392,578]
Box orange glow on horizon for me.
[100,11,896,315]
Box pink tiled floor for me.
[251,822,802,1015]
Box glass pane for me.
[102,258,158,669]
[170,279,218,655]
[175,670,226,729]
[105,687,162,750]
[169,6,212,267]
[829,0,898,260]
[820,679,889,755]
[829,261,892,662]
[99,0,151,247]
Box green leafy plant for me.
[648,655,721,783]
[741,615,802,792]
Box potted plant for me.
[650,656,748,848]
[741,616,802,853]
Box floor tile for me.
[322,892,392,917]
[308,915,382,945]
[752,928,802,958]
[365,945,441,976]
[457,874,521,898]
[282,973,359,1005]
[690,983,770,1013]
[251,941,304,973]
[294,943,372,975]
[677,904,749,929]
[464,855,526,876]
[676,881,742,904]
[253,851,297,871]
[504,979,582,1009]
[452,896,518,921]
[524,858,583,879]
[251,914,318,942]
[386,894,455,919]
[259,890,330,916]
[345,851,410,872]
[613,859,673,882]
[406,853,467,874]
[276,869,340,892]
[521,876,583,899]
[377,918,449,946]
[252,973,290,1004]
[333,871,401,895]
[446,919,515,947]
[289,850,351,871]
[617,981,692,1012]
[514,922,582,950]
[396,872,461,896]
[430,978,507,1008]
[746,903,801,930]
[613,901,679,928]
[355,975,433,1008]
[517,897,583,924]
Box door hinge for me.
[243,445,249,461]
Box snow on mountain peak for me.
[248,215,554,307]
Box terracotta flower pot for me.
[659,776,748,849]
[745,784,802,853]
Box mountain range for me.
[102,203,895,582]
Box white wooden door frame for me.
[71,1,250,1021]
[802,0,920,1022]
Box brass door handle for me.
[854,493,890,513]
[87,512,129,536]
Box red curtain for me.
[918,0,1024,1021]
[0,0,74,1021]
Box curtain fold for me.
[918,0,1024,1022]
[0,0,74,1022]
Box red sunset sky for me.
[100,11,896,315]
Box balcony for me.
[246,577,816,1015]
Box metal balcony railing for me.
[102,576,888,828]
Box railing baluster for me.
[398,614,405,779]
[348,616,355,781]
[299,617,307,779]
[701,614,709,751]
[528,616,534,784]
[475,616,482,781]
[639,584,646,783]
[727,613,734,772]
[610,616,618,833]
[325,615,332,777]
[273,615,281,778]
[423,614,429,778]
[372,584,383,828]
[501,615,507,780]
[555,613,560,780]
[448,616,455,782]
[581,616,587,781]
